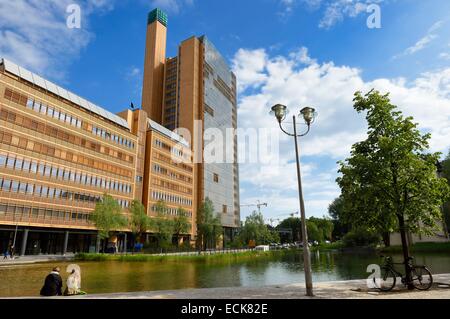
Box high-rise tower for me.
[141,8,168,122]
[141,9,241,245]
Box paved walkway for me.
[0,254,74,266]
[10,274,450,299]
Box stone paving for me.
[9,273,450,299]
[0,254,75,266]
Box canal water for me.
[1,250,450,297]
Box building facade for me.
[0,57,198,255]
[142,9,241,242]
[0,7,240,255]
[0,59,137,255]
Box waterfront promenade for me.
[7,274,450,299]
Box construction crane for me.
[240,200,268,214]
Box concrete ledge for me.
[0,254,74,266]
[8,274,450,299]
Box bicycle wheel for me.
[411,266,433,290]
[374,267,396,292]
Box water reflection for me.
[1,250,449,297]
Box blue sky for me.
[1,0,450,224]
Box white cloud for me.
[440,52,450,60]
[234,47,450,219]
[232,48,268,93]
[393,20,445,59]
[278,0,386,28]
[0,0,115,79]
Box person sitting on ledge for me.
[40,267,63,297]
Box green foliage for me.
[342,228,381,247]
[173,207,191,246]
[153,200,174,248]
[328,197,350,240]
[197,198,223,250]
[441,151,450,233]
[75,250,294,263]
[337,90,450,243]
[277,217,301,242]
[381,241,450,254]
[238,211,280,245]
[308,217,334,243]
[129,200,152,241]
[90,194,128,240]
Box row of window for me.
[91,125,134,149]
[150,204,192,218]
[0,130,133,179]
[0,153,132,194]
[0,177,130,208]
[154,139,185,158]
[4,88,135,150]
[153,151,193,173]
[151,190,192,207]
[152,178,192,195]
[152,164,192,183]
[0,203,91,223]
[0,108,133,164]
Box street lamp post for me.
[270,104,316,297]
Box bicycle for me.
[373,255,433,292]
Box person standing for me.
[40,267,63,296]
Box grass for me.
[312,241,345,251]
[75,249,296,264]
[380,242,450,254]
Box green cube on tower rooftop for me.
[148,8,168,26]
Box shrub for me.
[342,228,381,247]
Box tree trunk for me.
[398,214,413,290]
[382,232,391,247]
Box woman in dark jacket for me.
[40,267,63,296]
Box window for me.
[44,165,51,177]
[2,179,11,191]
[0,154,6,167]
[23,160,31,172]
[38,164,45,176]
[6,156,15,169]
[26,184,34,195]
[26,98,34,109]
[40,104,47,114]
[30,162,38,174]
[213,173,219,183]
[11,181,19,192]
[14,158,23,170]
[19,183,27,193]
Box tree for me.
[328,197,350,240]
[129,200,152,247]
[441,150,450,236]
[238,211,280,245]
[277,217,301,242]
[91,194,128,241]
[309,217,334,243]
[337,90,450,288]
[173,207,191,247]
[305,219,322,243]
[153,200,174,248]
[197,198,223,250]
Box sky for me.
[1,0,450,224]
